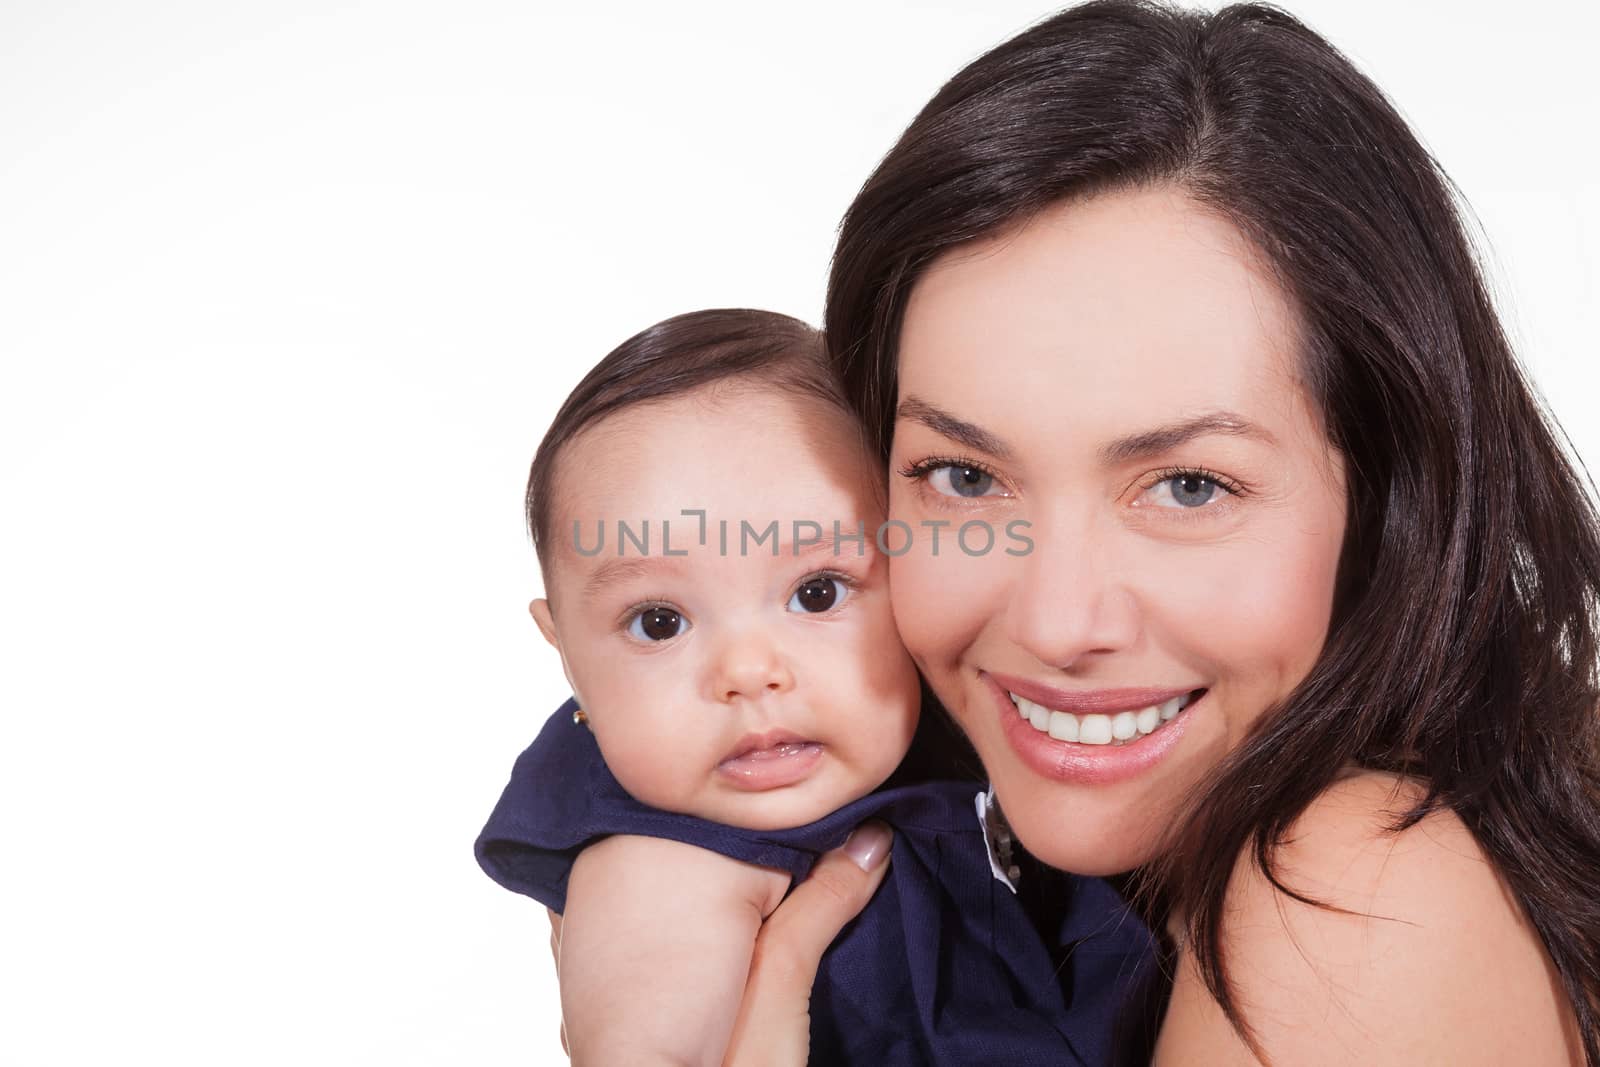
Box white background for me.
[2,2,1594,1063]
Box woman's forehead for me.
[897,186,1314,454]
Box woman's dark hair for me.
[825,1,1600,1060]
[526,308,846,581]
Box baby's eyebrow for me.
[579,525,874,596]
[790,530,876,562]
[582,555,685,597]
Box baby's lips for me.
[719,728,813,764]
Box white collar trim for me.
[974,784,1020,894]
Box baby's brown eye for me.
[628,607,686,641]
[788,577,844,614]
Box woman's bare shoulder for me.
[1156,770,1582,1066]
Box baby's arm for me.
[557,833,793,1067]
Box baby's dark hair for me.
[526,308,852,580]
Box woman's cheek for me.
[888,542,1007,676]
[1233,524,1343,686]
[1136,528,1340,739]
[1156,541,1262,641]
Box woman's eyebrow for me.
[897,395,1275,464]
[1097,412,1277,464]
[896,395,1014,460]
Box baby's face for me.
[532,385,922,831]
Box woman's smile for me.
[994,672,1204,744]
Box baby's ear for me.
[530,597,585,708]
[529,598,560,649]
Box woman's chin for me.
[1023,836,1150,879]
[1000,789,1169,878]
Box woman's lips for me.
[716,730,823,790]
[990,673,1194,715]
[980,671,1204,786]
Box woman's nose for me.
[1003,515,1141,669]
[707,625,796,703]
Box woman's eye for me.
[626,607,688,641]
[1145,472,1228,509]
[926,464,1001,498]
[788,576,848,614]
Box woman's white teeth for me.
[1079,714,1113,745]
[1008,691,1197,746]
[1047,711,1078,742]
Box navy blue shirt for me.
[477,700,1156,1066]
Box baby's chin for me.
[690,768,890,833]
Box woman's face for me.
[889,186,1348,875]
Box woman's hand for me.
[721,821,894,1067]
[544,824,892,1065]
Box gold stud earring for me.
[572,708,588,726]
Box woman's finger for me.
[722,821,894,1067]
[546,906,569,1057]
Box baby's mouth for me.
[718,728,818,765]
[1006,688,1207,746]
[721,740,820,763]
[715,730,825,790]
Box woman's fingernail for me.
[843,821,892,871]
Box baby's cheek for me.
[861,596,921,686]
[591,718,688,810]
[812,604,916,713]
